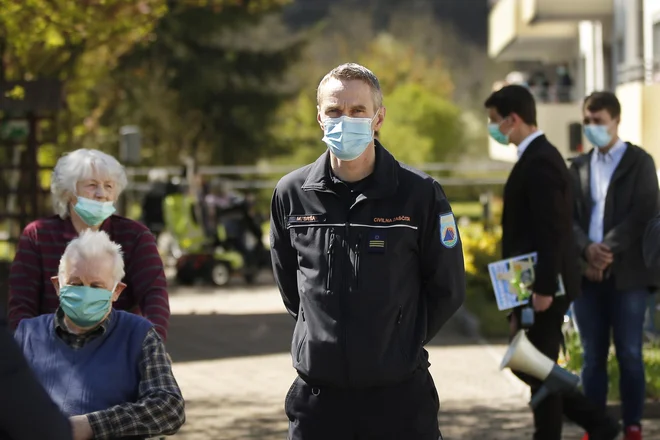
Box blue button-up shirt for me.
[588,139,627,243]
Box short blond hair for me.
[317,63,383,111]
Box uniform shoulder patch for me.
[439,212,458,248]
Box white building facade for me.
[487,0,660,169]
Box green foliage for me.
[98,4,303,165]
[459,222,509,338]
[0,0,296,164]
[356,33,454,100]
[271,28,465,165]
[561,330,660,400]
[380,83,463,164]
[0,0,168,79]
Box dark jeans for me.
[511,299,612,440]
[285,368,441,440]
[573,278,648,428]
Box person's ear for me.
[317,107,324,131]
[112,282,127,301]
[374,107,386,131]
[51,276,60,295]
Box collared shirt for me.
[516,130,544,159]
[588,139,628,243]
[8,214,170,340]
[54,309,185,439]
[54,307,109,349]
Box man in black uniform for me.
[484,85,620,440]
[270,63,465,440]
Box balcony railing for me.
[527,85,576,103]
[616,60,660,85]
[495,81,577,103]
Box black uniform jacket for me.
[270,142,466,389]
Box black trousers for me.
[512,300,611,440]
[285,368,442,440]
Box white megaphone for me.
[500,330,581,409]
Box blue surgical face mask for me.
[488,120,511,145]
[59,284,116,328]
[321,113,379,161]
[73,196,116,226]
[584,124,612,149]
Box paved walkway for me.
[166,282,660,439]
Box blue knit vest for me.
[14,310,153,416]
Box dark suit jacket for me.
[502,134,581,303]
[570,143,660,290]
[0,307,73,440]
[644,213,660,268]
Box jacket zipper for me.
[354,233,362,289]
[296,308,307,362]
[326,229,335,291]
[396,306,406,359]
[344,222,350,385]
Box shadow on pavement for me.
[439,401,535,440]
[167,313,294,363]
[175,397,288,440]
[167,311,484,363]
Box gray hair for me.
[51,149,128,219]
[59,229,125,286]
[317,63,383,111]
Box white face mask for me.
[321,113,379,161]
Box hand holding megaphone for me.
[501,329,581,409]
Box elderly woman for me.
[14,230,184,440]
[8,148,170,340]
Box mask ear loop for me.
[370,110,381,138]
[499,116,514,140]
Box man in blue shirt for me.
[570,91,660,440]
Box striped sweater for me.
[7,215,170,340]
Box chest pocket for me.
[288,215,340,297]
[351,223,419,302]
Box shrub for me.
[460,221,509,338]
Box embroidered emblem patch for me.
[368,230,386,253]
[439,212,458,248]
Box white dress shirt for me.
[588,139,627,243]
[517,130,544,159]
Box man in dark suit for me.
[485,85,619,440]
[570,91,660,440]
[0,306,73,440]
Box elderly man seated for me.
[14,230,185,440]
